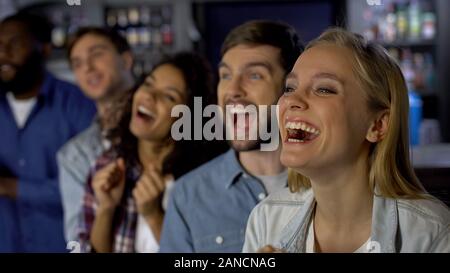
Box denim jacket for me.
[243,187,450,253]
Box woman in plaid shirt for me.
[77,52,215,252]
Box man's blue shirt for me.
[0,72,95,252]
[160,149,275,252]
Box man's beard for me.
[227,139,261,152]
[225,103,274,152]
[0,51,45,96]
[227,130,275,152]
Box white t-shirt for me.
[6,92,37,128]
[135,180,175,253]
[255,169,288,195]
[305,217,372,253]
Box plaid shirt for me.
[78,152,141,253]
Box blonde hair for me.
[289,28,428,199]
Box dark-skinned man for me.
[0,12,95,252]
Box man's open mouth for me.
[227,104,257,129]
[285,121,320,143]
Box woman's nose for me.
[283,92,308,111]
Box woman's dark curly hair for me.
[107,52,216,179]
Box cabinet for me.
[347,0,450,142]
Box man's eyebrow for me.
[243,61,273,73]
[70,45,109,63]
[218,61,274,73]
[88,44,108,53]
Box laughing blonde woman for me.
[243,28,450,253]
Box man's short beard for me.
[228,139,261,152]
[0,51,45,95]
[226,106,274,152]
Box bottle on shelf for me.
[401,49,415,82]
[413,52,426,93]
[106,10,117,28]
[161,24,173,46]
[396,2,409,41]
[117,9,128,28]
[50,10,66,48]
[423,53,436,94]
[139,26,151,47]
[408,0,422,40]
[126,27,139,47]
[402,49,423,146]
[409,88,423,146]
[128,7,140,26]
[363,8,376,41]
[385,3,397,42]
[140,7,151,25]
[421,12,436,40]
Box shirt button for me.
[19,159,26,167]
[215,236,224,245]
[258,193,266,200]
[242,173,249,179]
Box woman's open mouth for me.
[136,105,156,122]
[285,121,320,143]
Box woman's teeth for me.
[287,138,304,143]
[285,121,320,143]
[285,121,320,135]
[137,105,155,118]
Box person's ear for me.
[120,51,134,71]
[366,110,389,143]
